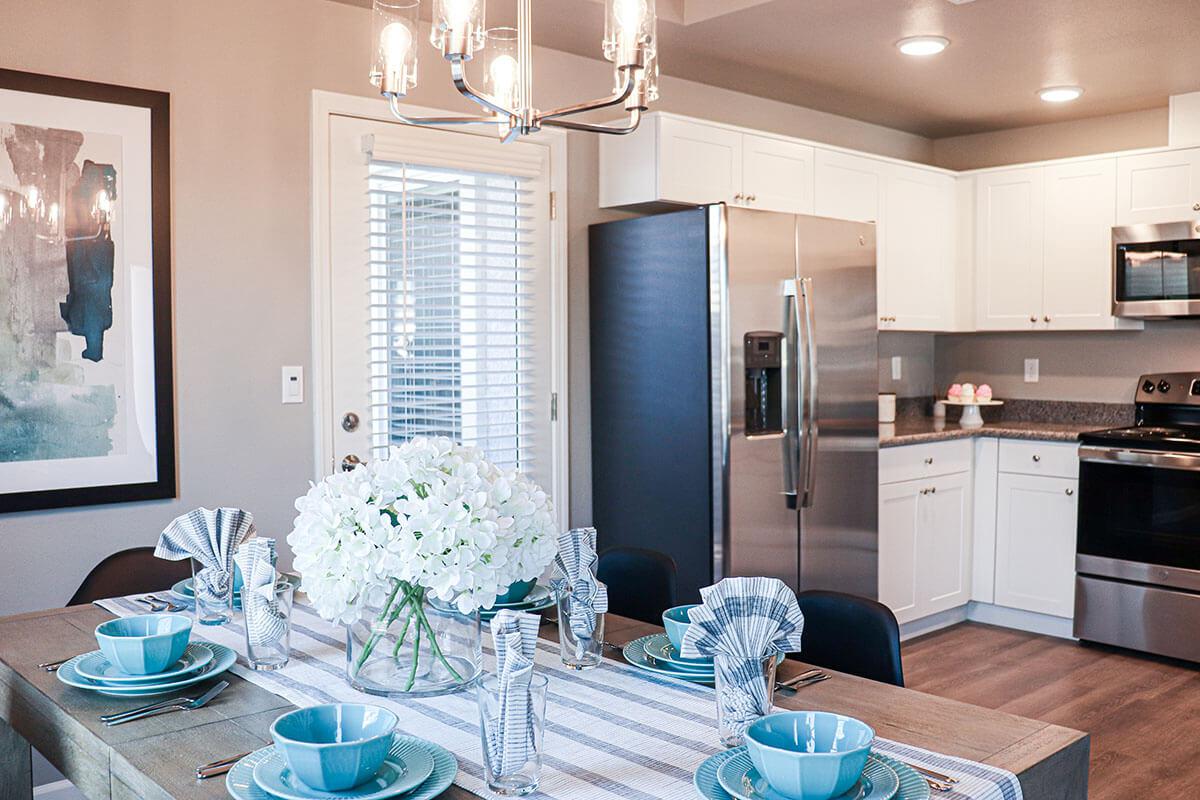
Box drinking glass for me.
[477,673,549,796]
[714,652,779,747]
[556,591,605,670]
[191,559,232,626]
[243,580,294,671]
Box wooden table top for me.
[0,604,1088,800]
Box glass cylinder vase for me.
[346,581,482,698]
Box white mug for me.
[878,393,896,424]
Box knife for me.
[103,680,229,726]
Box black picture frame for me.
[0,69,175,513]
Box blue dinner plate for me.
[623,634,714,683]
[57,643,236,697]
[73,643,214,684]
[696,750,927,800]
[227,736,456,800]
[489,584,553,609]
[641,632,714,672]
[694,748,743,799]
[252,739,435,800]
[716,748,898,800]
[870,754,930,800]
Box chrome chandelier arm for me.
[537,71,636,122]
[449,58,519,120]
[540,108,643,135]
[386,95,499,126]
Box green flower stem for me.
[391,604,415,658]
[354,578,468,689]
[406,621,422,691]
[353,580,405,672]
[411,594,464,683]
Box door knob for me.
[1065,488,1074,496]
[342,412,360,432]
[341,454,363,472]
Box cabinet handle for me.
[746,194,757,202]
[924,457,933,465]
[734,193,744,202]
[1066,488,1074,496]
[1032,454,1041,462]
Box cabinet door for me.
[878,480,921,624]
[658,116,743,206]
[919,472,972,615]
[741,134,815,214]
[994,473,1078,617]
[883,164,956,331]
[1042,158,1120,330]
[1116,148,1200,225]
[814,149,887,326]
[975,168,1044,330]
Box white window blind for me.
[366,156,536,471]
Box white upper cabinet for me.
[741,134,815,214]
[1116,148,1200,225]
[814,148,884,223]
[657,115,743,206]
[975,167,1045,330]
[883,164,957,331]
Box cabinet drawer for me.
[880,440,972,485]
[998,439,1078,479]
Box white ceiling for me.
[334,0,1200,139]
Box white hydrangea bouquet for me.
[288,436,557,695]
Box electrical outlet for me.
[1024,358,1039,383]
[891,356,902,381]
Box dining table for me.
[0,602,1088,800]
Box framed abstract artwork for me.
[0,69,174,513]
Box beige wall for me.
[931,107,1169,171]
[0,0,933,615]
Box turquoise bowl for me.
[662,604,699,652]
[270,704,399,791]
[744,711,874,800]
[495,579,537,605]
[94,614,192,676]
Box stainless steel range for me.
[1075,373,1200,662]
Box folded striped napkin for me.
[156,507,255,606]
[551,527,609,654]
[487,609,541,776]
[680,577,806,740]
[234,538,286,647]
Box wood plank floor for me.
[903,622,1200,798]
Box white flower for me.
[287,437,558,622]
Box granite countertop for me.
[880,397,1132,448]
[880,418,1105,447]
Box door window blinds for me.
[367,154,536,471]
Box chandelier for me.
[369,0,659,141]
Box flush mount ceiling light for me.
[370,0,659,142]
[1039,85,1084,103]
[896,36,949,56]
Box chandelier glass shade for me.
[370,0,660,141]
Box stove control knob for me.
[1159,380,1172,393]
[1143,380,1156,393]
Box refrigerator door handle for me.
[782,281,800,498]
[798,276,819,508]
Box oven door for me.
[1113,222,1200,318]
[1077,446,1200,591]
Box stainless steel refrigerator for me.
[588,204,878,602]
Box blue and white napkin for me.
[486,610,541,776]
[234,538,286,647]
[156,507,255,606]
[551,527,609,649]
[680,577,805,739]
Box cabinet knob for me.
[734,193,744,202]
[1065,488,1074,496]
[746,194,757,202]
[1193,203,1200,211]
[1032,454,1041,462]
[924,457,933,464]
[1044,315,1051,323]
[1029,315,1037,323]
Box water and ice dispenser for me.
[743,331,784,436]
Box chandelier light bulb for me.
[381,21,413,67]
[25,185,39,209]
[489,54,518,99]
[614,0,647,31]
[444,0,474,31]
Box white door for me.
[1116,148,1200,225]
[741,134,815,214]
[1042,158,1119,330]
[975,168,1044,330]
[878,480,921,624]
[883,164,956,331]
[994,473,1079,617]
[919,471,971,615]
[814,149,887,325]
[657,116,743,206]
[324,113,560,508]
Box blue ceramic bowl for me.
[744,711,874,800]
[271,704,399,791]
[662,604,698,652]
[495,579,537,605]
[94,614,192,676]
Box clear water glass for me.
[556,592,605,670]
[714,652,779,747]
[243,580,294,671]
[477,673,549,796]
[191,559,232,626]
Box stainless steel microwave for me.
[1113,220,1200,318]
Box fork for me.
[196,751,252,779]
[37,658,72,672]
[135,595,185,613]
[101,680,229,726]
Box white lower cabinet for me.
[993,472,1079,618]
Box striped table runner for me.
[97,596,1021,800]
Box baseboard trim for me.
[900,602,1076,641]
[33,780,75,798]
[899,606,969,641]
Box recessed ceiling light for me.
[897,36,950,56]
[1039,85,1084,103]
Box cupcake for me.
[961,383,976,402]
[947,383,962,400]
[977,384,993,401]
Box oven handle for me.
[1079,445,1200,472]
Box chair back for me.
[795,590,904,687]
[596,547,678,625]
[69,547,192,606]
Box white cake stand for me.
[943,398,1003,428]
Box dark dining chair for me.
[596,546,678,625]
[68,547,191,606]
[794,590,905,687]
